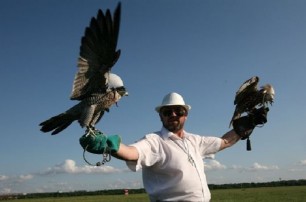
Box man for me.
[80,92,269,201]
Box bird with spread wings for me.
[229,76,275,127]
[40,3,127,135]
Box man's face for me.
[159,106,188,133]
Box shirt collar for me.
[160,126,188,140]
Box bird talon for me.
[85,127,96,137]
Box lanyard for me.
[169,135,206,200]
[170,137,196,167]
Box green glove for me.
[79,131,121,155]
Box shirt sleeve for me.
[198,136,222,157]
[126,134,162,172]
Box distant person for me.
[81,92,269,202]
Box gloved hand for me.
[233,106,269,140]
[233,107,269,151]
[79,131,121,155]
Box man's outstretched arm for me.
[220,129,241,150]
[113,144,139,161]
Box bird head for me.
[107,73,128,97]
[116,86,128,97]
[261,84,275,104]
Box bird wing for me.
[70,3,121,101]
[234,76,259,105]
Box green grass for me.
[18,194,150,202]
[18,186,306,202]
[211,186,306,202]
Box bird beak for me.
[117,86,128,96]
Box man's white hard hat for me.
[155,92,191,112]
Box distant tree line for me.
[208,179,306,190]
[2,179,306,200]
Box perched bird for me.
[229,76,275,127]
[40,3,128,135]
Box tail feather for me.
[40,113,74,135]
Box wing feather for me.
[71,3,121,100]
[234,76,259,105]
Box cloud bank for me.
[37,159,124,176]
[205,160,279,172]
[1,159,305,194]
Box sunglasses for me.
[161,107,187,117]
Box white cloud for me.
[0,175,9,181]
[228,163,279,172]
[247,162,279,171]
[229,165,243,170]
[204,160,226,171]
[288,168,304,172]
[38,159,125,176]
[205,161,279,172]
[19,175,33,181]
[0,174,32,183]
[0,175,33,195]
[1,159,128,194]
[289,160,306,172]
[298,160,306,166]
[0,188,11,194]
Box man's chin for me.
[165,124,182,133]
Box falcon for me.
[40,3,127,135]
[229,76,275,127]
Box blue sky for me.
[1,0,306,194]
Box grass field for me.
[211,186,306,201]
[18,186,306,202]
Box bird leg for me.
[85,126,97,137]
[85,126,104,137]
